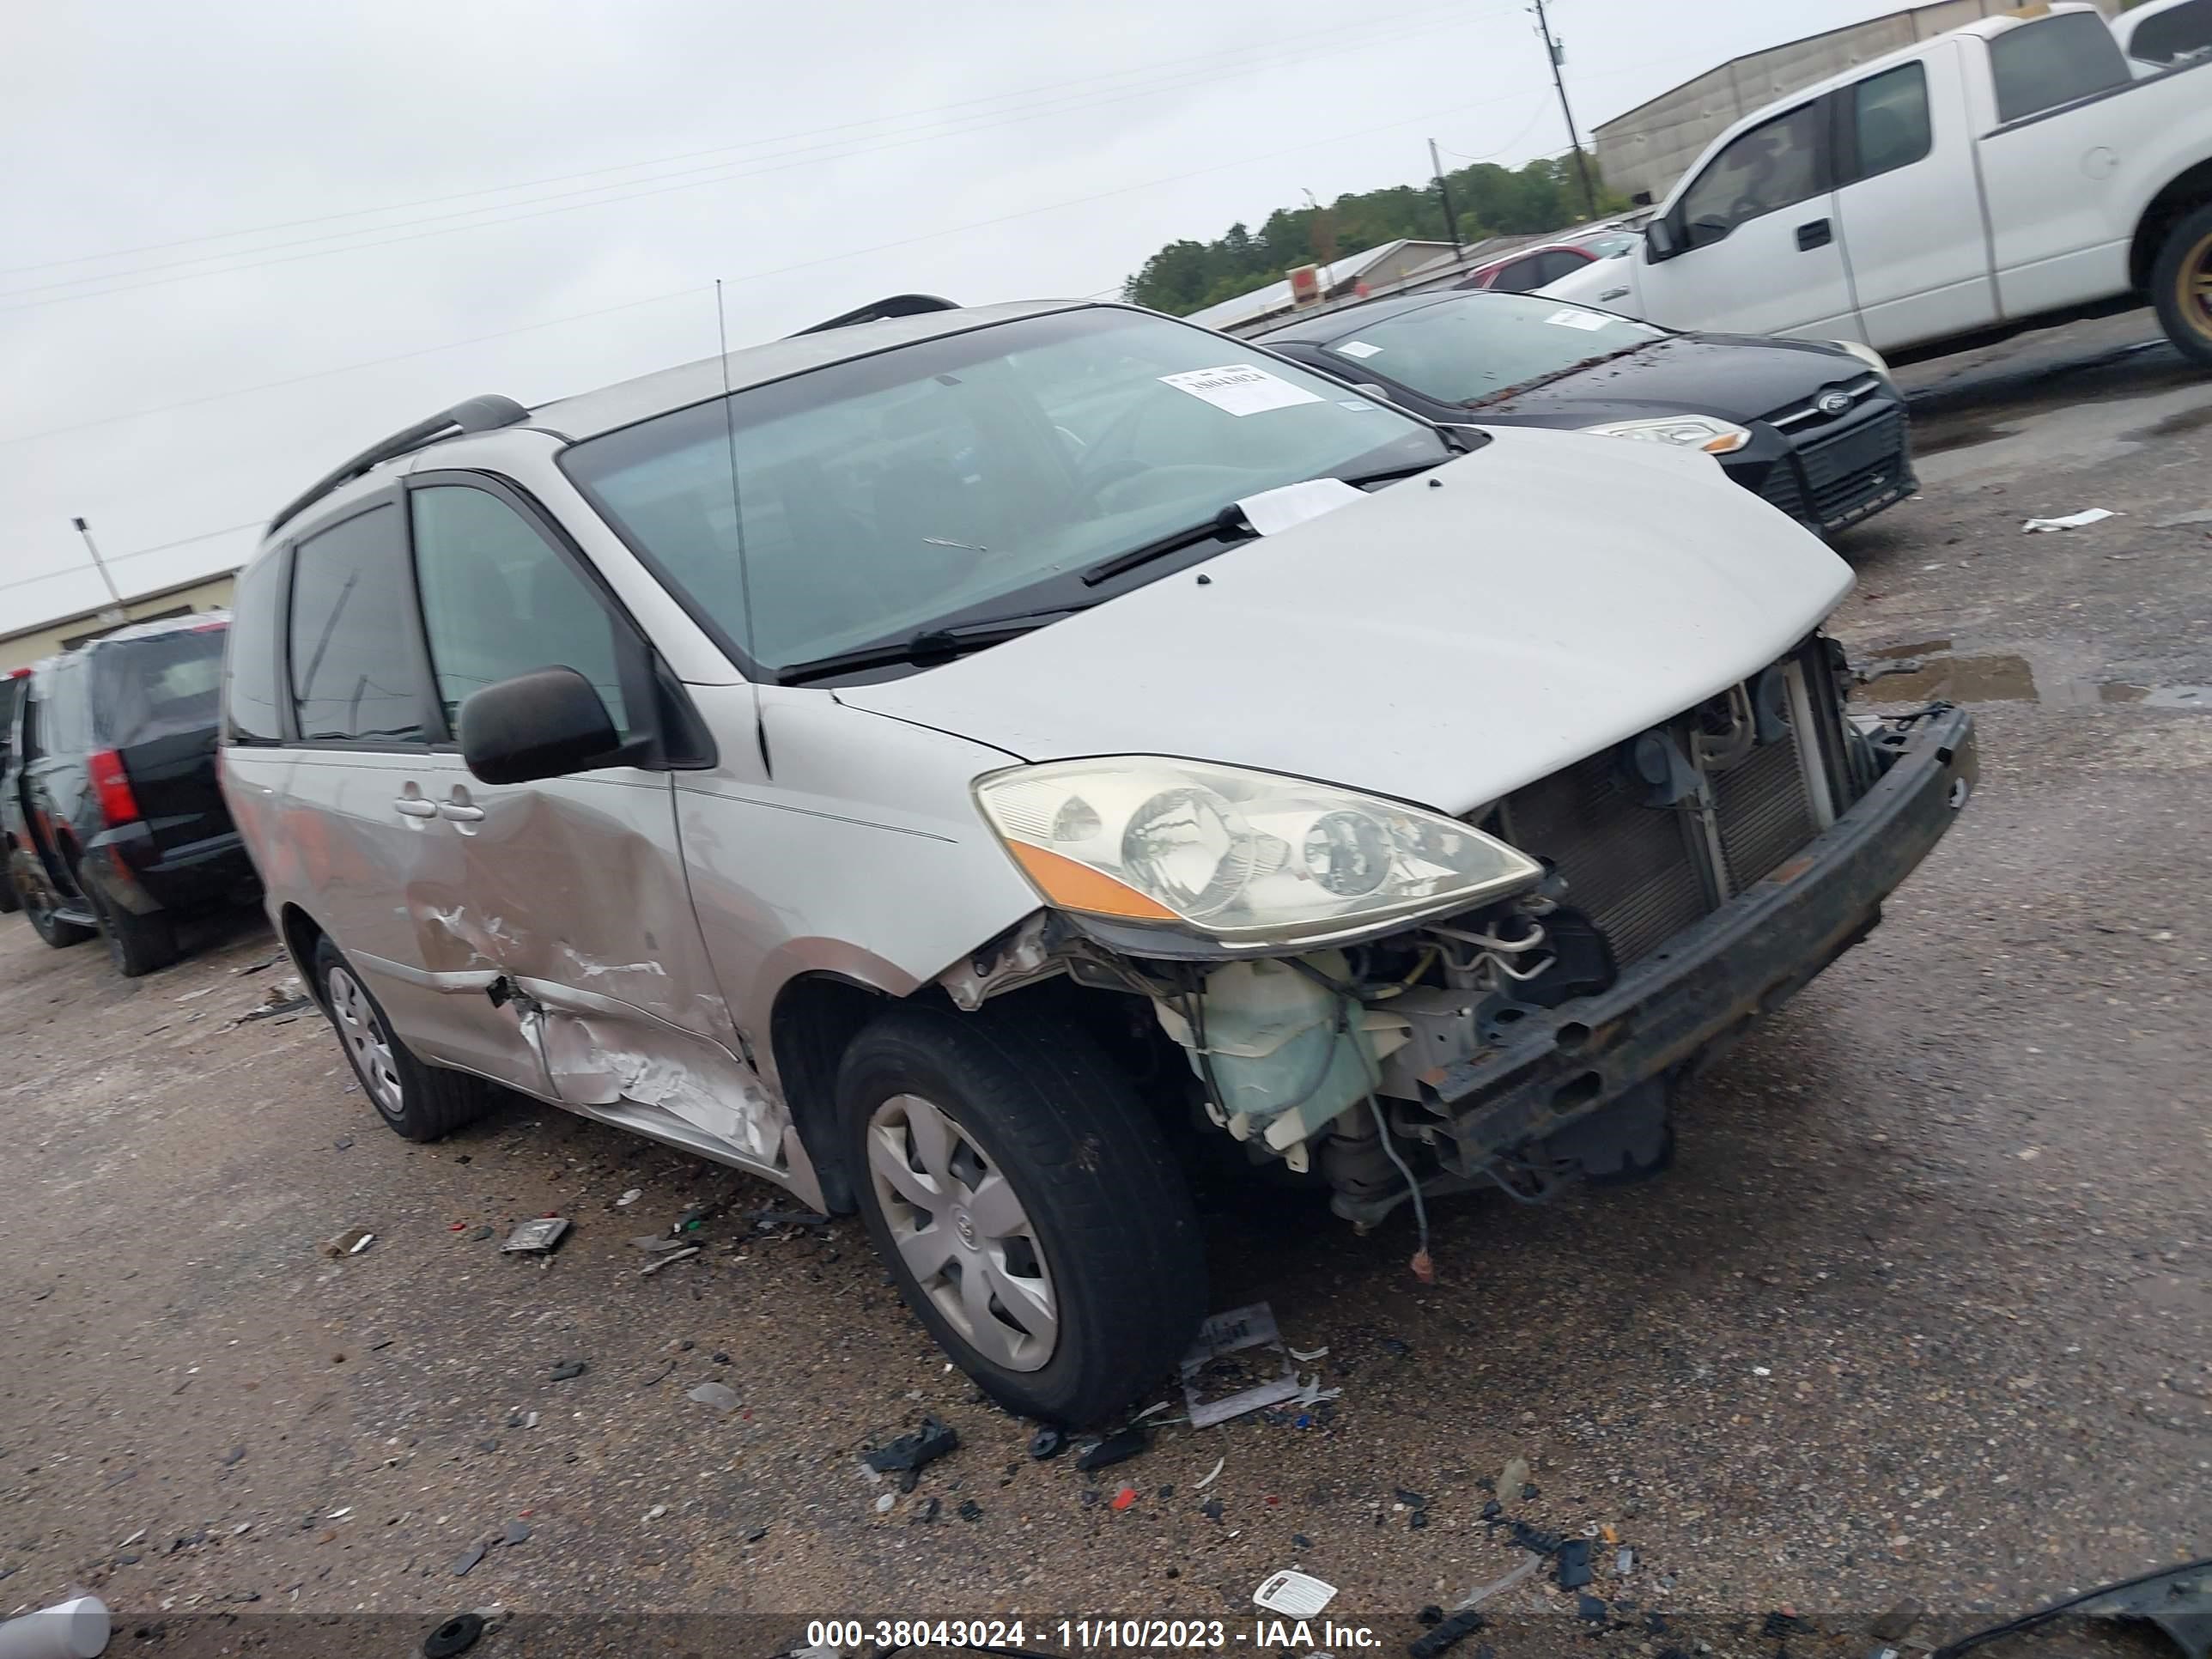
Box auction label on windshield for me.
[1160,363,1324,416]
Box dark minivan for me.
[2,614,258,975]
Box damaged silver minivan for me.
[222,296,1976,1425]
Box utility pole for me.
[69,516,130,623]
[1531,0,1600,219]
[1428,138,1465,256]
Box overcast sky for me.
[1,0,1905,627]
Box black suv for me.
[0,669,26,914]
[2,615,258,975]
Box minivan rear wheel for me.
[312,936,501,1142]
[836,1002,1206,1426]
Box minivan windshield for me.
[1308,293,1668,407]
[562,307,1449,677]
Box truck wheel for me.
[21,884,93,949]
[92,890,180,978]
[312,936,501,1142]
[837,1002,1206,1427]
[2153,203,2212,368]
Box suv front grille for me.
[1492,651,1842,966]
[1798,406,1910,526]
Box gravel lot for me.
[3,311,2208,1659]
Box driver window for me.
[1679,100,1827,249]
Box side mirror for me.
[459,665,620,785]
[1644,218,1679,260]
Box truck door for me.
[1638,95,1862,342]
[1829,45,1996,351]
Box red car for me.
[1455,230,1642,294]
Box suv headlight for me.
[1580,414,1750,454]
[975,758,1541,948]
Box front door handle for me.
[1598,285,1631,302]
[437,802,484,823]
[393,797,438,818]
[1796,218,1833,252]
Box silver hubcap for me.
[327,965,404,1117]
[866,1093,1058,1372]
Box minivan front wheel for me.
[312,937,500,1142]
[837,1003,1206,1427]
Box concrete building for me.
[1593,0,2123,206]
[1,569,237,672]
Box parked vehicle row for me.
[1,614,258,976]
[197,294,1977,1425]
[1536,1,2212,368]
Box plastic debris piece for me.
[686,1382,739,1413]
[1600,1522,1619,1545]
[451,1541,488,1577]
[1480,1499,1501,1520]
[1395,1487,1428,1509]
[1200,1498,1224,1522]
[616,1188,642,1207]
[1181,1303,1305,1428]
[1287,1344,1330,1362]
[1556,1539,1594,1589]
[320,1228,372,1259]
[1293,1372,1341,1407]
[1194,1455,1225,1490]
[2023,507,2117,532]
[637,1246,700,1276]
[1075,1425,1150,1472]
[874,1493,896,1514]
[501,1218,569,1255]
[1508,1519,1563,1555]
[1450,1553,1541,1613]
[864,1415,959,1476]
[957,1499,982,1522]
[468,1225,494,1242]
[502,1520,532,1547]
[1577,1593,1607,1622]
[629,1235,690,1254]
[1869,1598,1923,1643]
[548,1360,588,1382]
[1111,1486,1138,1512]
[1408,1608,1486,1659]
[1410,1248,1436,1283]
[1417,1606,1443,1627]
[1253,1568,1337,1618]
[422,1613,487,1659]
[644,1504,667,1521]
[1499,1456,1528,1504]
[1130,1401,1173,1423]
[1029,1426,1067,1462]
[1615,1547,1634,1577]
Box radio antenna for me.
[714,278,767,769]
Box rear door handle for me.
[437,802,484,823]
[393,798,437,818]
[1796,218,1833,252]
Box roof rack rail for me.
[787,294,960,337]
[265,394,532,535]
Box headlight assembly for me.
[975,758,1542,948]
[1579,413,1752,454]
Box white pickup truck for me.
[1540,3,2212,365]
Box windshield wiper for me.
[1079,505,1255,587]
[1470,340,1660,406]
[776,606,1086,684]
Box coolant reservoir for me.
[1155,954,1379,1141]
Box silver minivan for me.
[222,297,1976,1425]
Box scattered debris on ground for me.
[1180,1303,1311,1428]
[636,1246,699,1277]
[319,1228,373,1259]
[547,1360,588,1382]
[1028,1425,1066,1461]
[2023,507,2117,532]
[1074,1425,1149,1472]
[864,1416,958,1488]
[421,1612,485,1658]
[686,1381,739,1413]
[1253,1568,1335,1617]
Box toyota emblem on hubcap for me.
[953,1208,979,1249]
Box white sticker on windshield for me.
[1159,363,1324,416]
[1336,340,1383,359]
[1545,307,1612,331]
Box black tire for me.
[311,935,500,1142]
[91,890,180,978]
[837,1002,1206,1427]
[21,882,93,949]
[0,866,20,915]
[2152,202,2212,368]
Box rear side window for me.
[288,504,427,744]
[1989,12,2130,123]
[225,556,287,744]
[2129,0,2212,65]
[38,660,96,757]
[91,627,228,746]
[1847,63,1933,180]
[1680,100,1828,247]
[408,484,634,738]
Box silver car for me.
[221,297,1976,1425]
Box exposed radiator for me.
[1712,726,1818,890]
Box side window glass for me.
[288,504,428,744]
[1850,63,1932,182]
[1989,13,2130,123]
[409,485,634,740]
[1492,257,1546,293]
[1536,250,1589,285]
[2130,0,2212,66]
[1680,100,1826,248]
[224,556,287,744]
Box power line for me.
[0,521,264,599]
[1,9,1510,312]
[6,88,1523,586]
[0,1,1477,283]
